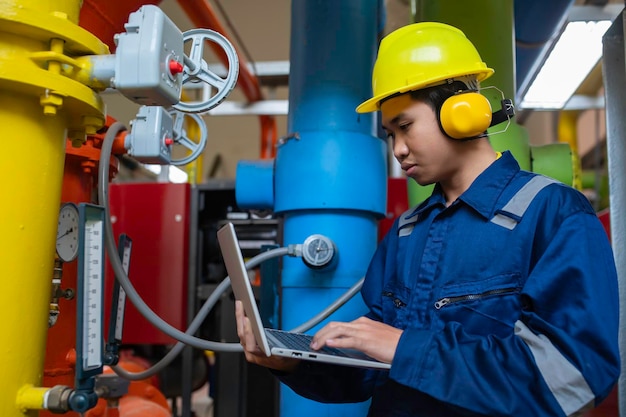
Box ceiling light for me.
[519,20,611,110]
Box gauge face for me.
[75,203,106,384]
[302,234,336,268]
[56,203,79,262]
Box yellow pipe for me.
[0,1,108,416]
[15,386,49,412]
[0,88,68,417]
[187,118,203,184]
[180,91,205,184]
[9,0,82,23]
[558,110,583,190]
[558,110,580,154]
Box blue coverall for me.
[278,151,620,416]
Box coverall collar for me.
[410,151,521,220]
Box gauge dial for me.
[302,234,336,268]
[56,203,79,262]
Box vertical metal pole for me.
[182,186,202,417]
[603,11,626,417]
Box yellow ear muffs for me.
[439,92,493,139]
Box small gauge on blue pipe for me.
[302,234,337,269]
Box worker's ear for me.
[438,91,493,139]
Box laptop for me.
[217,222,391,370]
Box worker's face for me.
[381,94,456,186]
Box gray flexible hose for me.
[98,121,364,378]
[112,278,232,380]
[99,122,241,351]
[290,277,364,334]
[112,248,287,380]
[114,273,363,380]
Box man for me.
[236,22,620,416]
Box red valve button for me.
[169,60,184,76]
[165,138,174,146]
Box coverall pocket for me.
[382,282,410,328]
[434,273,522,336]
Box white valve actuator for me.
[125,106,209,166]
[125,106,174,165]
[112,5,185,106]
[84,5,239,113]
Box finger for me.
[311,321,354,349]
[325,335,364,351]
[242,312,260,352]
[235,301,260,353]
[235,300,245,340]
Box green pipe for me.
[408,0,532,205]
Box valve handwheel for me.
[168,110,209,166]
[174,29,240,114]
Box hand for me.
[235,300,300,372]
[310,317,402,364]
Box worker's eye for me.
[398,122,412,132]
[385,131,395,140]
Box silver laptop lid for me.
[217,222,272,356]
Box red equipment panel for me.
[105,182,190,345]
[379,177,409,241]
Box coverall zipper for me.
[434,287,518,309]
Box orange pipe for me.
[80,0,278,158]
[117,397,170,417]
[176,0,278,158]
[79,0,161,51]
[260,110,278,159]
[176,0,260,100]
[85,359,170,417]
[41,125,120,417]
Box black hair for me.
[408,80,469,113]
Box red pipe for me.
[80,0,278,158]
[85,360,170,417]
[175,0,278,158]
[80,0,161,51]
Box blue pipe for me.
[237,1,386,415]
[276,2,386,415]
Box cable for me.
[290,277,364,334]
[112,278,231,380]
[99,121,365,378]
[112,248,284,380]
[113,261,363,380]
[99,122,246,351]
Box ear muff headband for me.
[439,91,492,139]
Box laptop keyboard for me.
[267,329,347,356]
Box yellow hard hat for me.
[356,22,494,113]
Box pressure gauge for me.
[56,203,79,262]
[302,234,336,269]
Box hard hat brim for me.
[355,68,494,114]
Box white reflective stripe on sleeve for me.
[514,320,595,416]
[490,176,558,230]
